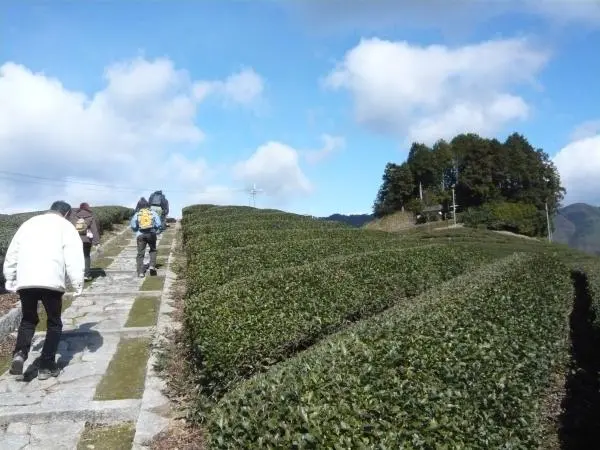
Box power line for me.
[0,170,248,195]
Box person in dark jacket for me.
[134,197,147,213]
[70,202,101,281]
[148,190,169,230]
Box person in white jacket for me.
[3,200,85,380]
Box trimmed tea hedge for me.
[183,228,385,252]
[185,234,428,293]
[206,253,573,448]
[184,244,495,409]
[183,215,348,237]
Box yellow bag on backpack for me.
[138,208,153,231]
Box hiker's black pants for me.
[136,232,157,275]
[83,242,92,276]
[14,288,63,363]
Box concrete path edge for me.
[133,221,182,448]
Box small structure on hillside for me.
[416,204,443,223]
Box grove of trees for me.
[373,132,565,237]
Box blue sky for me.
[1,1,600,217]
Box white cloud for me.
[194,67,264,108]
[233,141,313,201]
[0,58,264,217]
[304,134,345,164]
[323,37,549,144]
[554,134,600,205]
[570,119,600,142]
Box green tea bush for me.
[183,227,379,251]
[206,253,573,448]
[185,234,425,293]
[184,215,348,236]
[184,244,494,411]
[92,205,134,235]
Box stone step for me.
[12,326,153,340]
[68,290,162,298]
[0,398,140,426]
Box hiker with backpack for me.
[130,198,162,277]
[148,190,169,231]
[70,202,101,281]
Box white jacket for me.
[3,211,85,292]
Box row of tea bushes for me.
[206,252,573,448]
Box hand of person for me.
[4,280,17,293]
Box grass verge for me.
[77,422,135,450]
[94,337,150,400]
[92,257,114,269]
[37,296,73,332]
[141,276,165,291]
[125,295,160,327]
[101,245,127,258]
[0,335,16,374]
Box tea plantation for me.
[0,205,133,286]
[180,204,600,449]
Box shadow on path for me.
[558,270,600,449]
[22,322,103,382]
[89,268,107,279]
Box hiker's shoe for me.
[38,362,60,380]
[149,266,157,276]
[138,273,145,278]
[9,352,25,375]
[84,275,93,281]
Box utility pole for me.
[419,181,423,200]
[452,186,457,227]
[545,202,552,242]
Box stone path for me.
[0,224,178,449]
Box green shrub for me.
[463,201,544,237]
[206,253,573,448]
[184,244,494,413]
[185,234,423,293]
[92,205,134,235]
[183,215,347,237]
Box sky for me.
[1,0,599,218]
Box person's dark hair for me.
[80,202,91,212]
[136,198,149,210]
[50,200,72,217]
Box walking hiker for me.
[134,197,146,213]
[148,190,169,231]
[3,201,85,380]
[130,198,162,278]
[70,202,101,281]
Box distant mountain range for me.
[320,213,374,228]
[322,204,600,256]
[553,203,600,255]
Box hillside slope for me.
[169,204,600,449]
